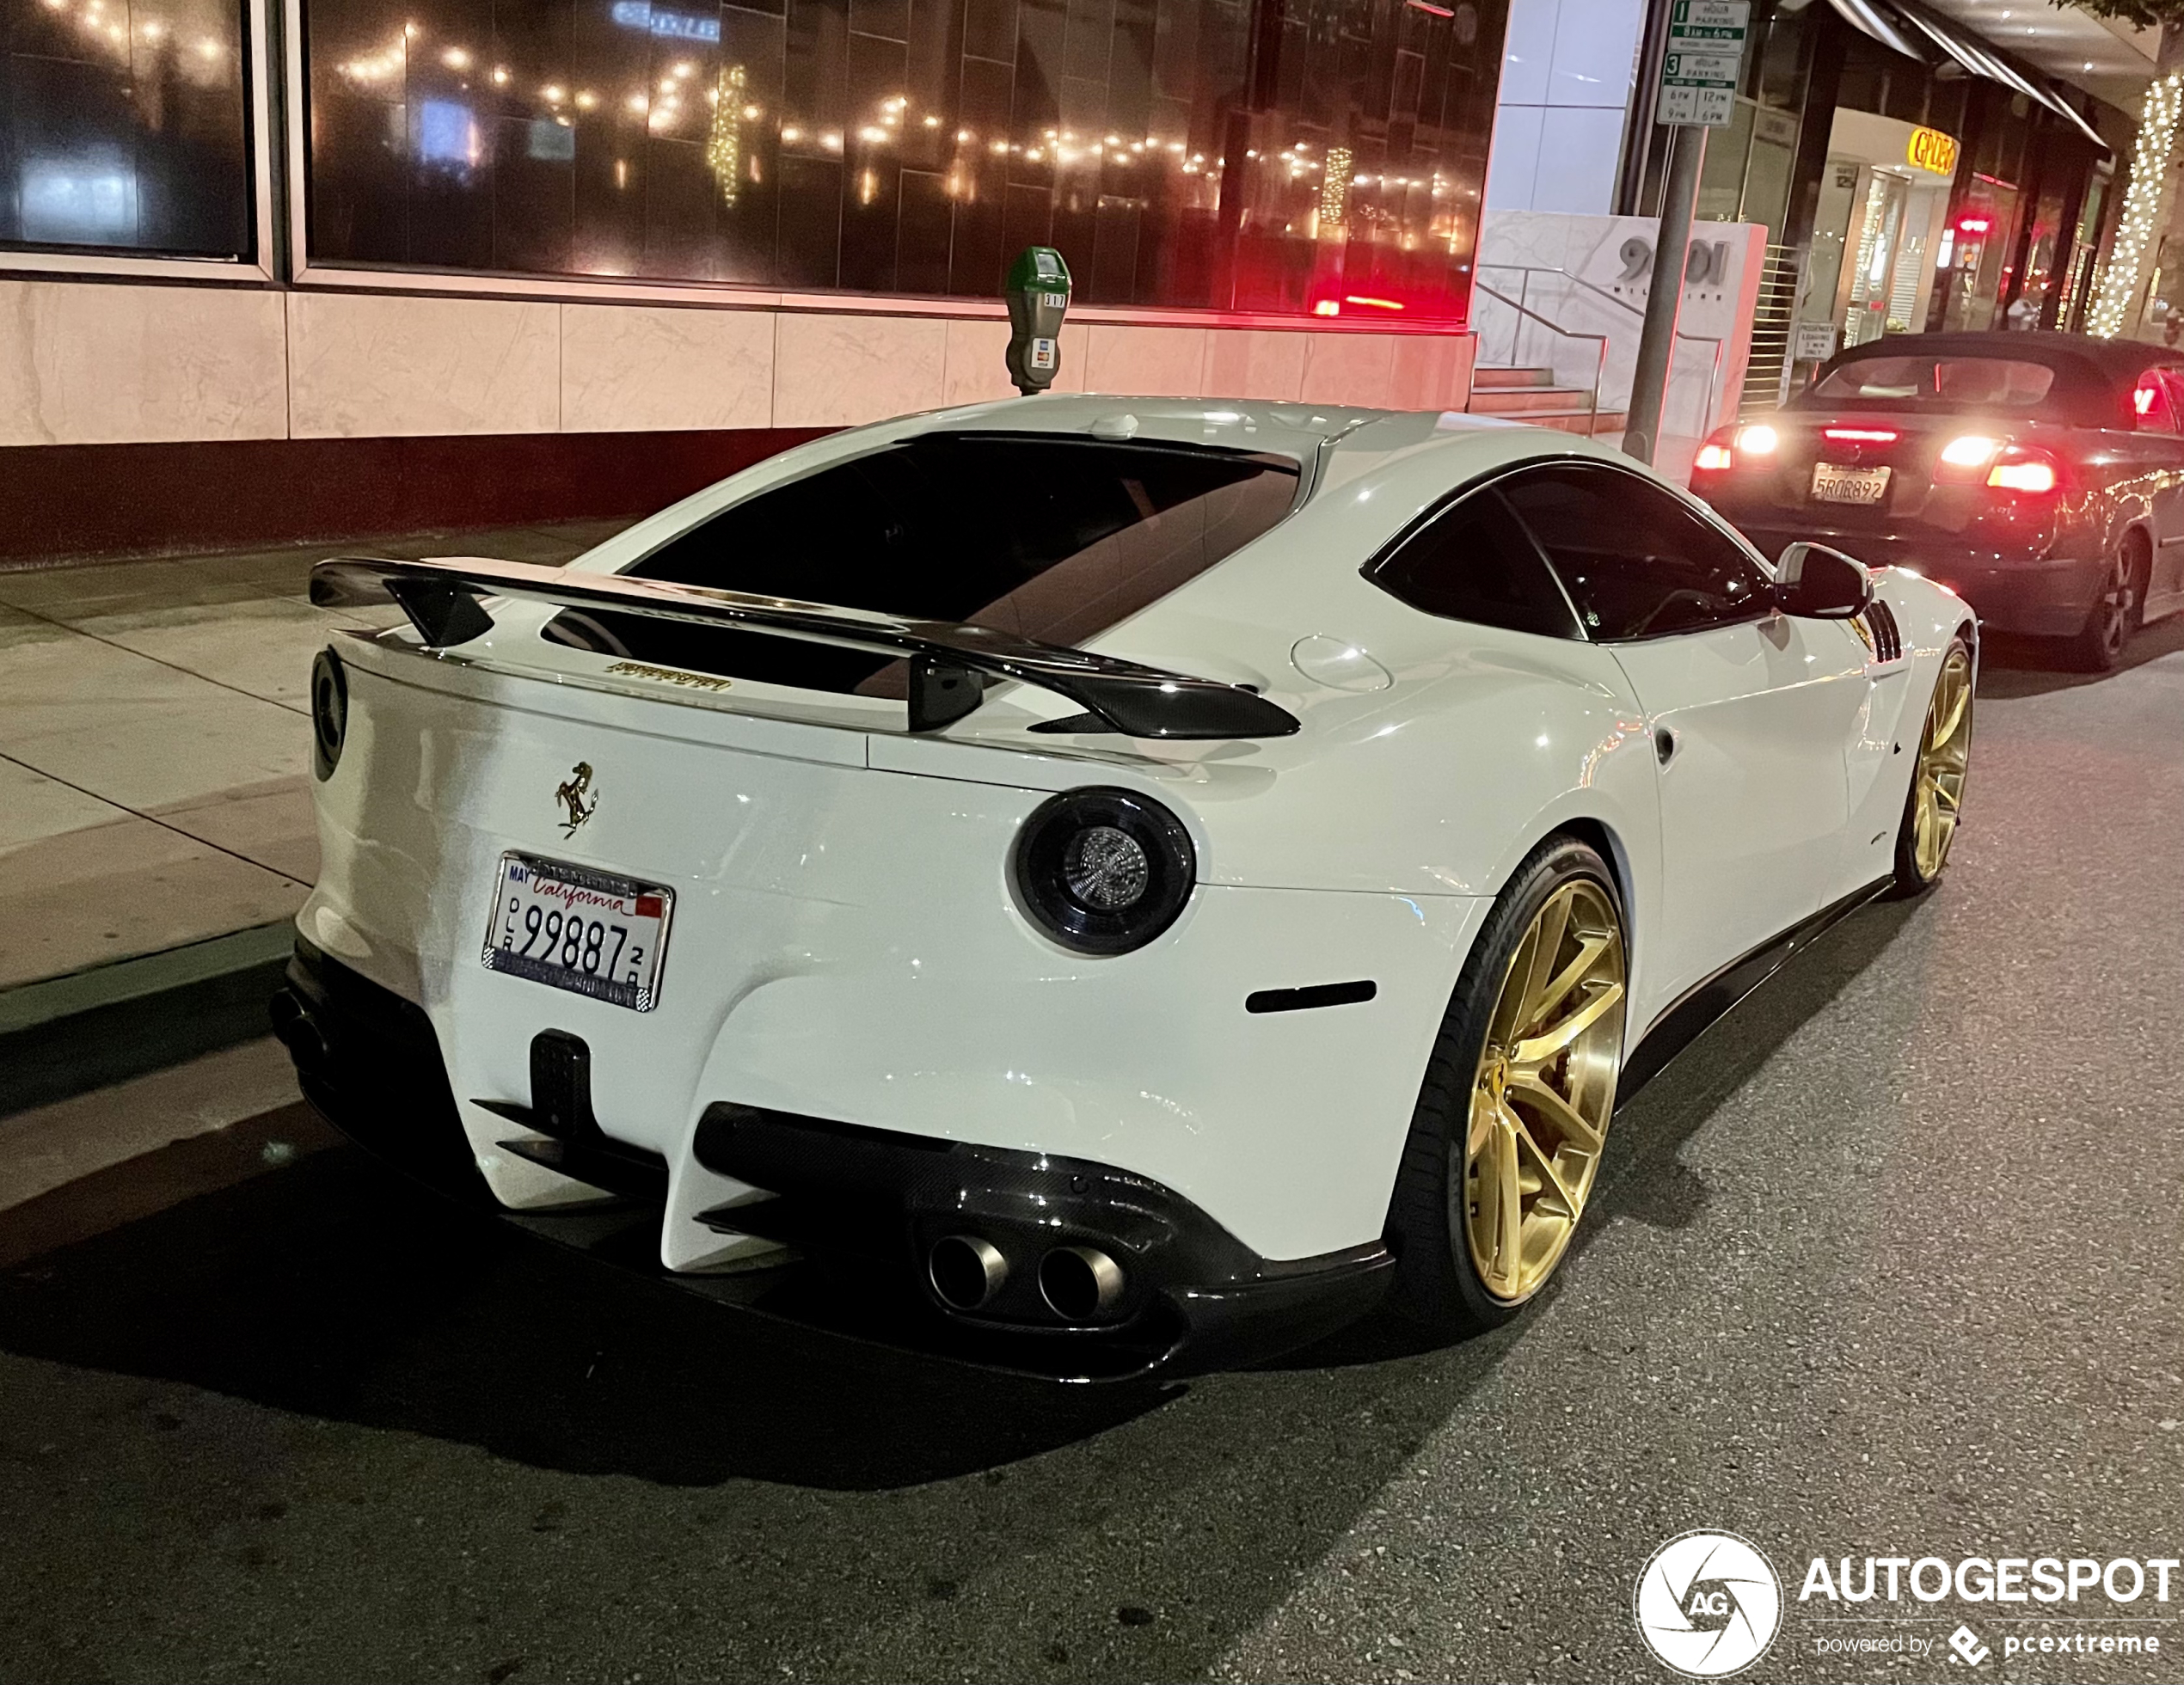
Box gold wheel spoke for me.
[1511,978,1625,1069]
[1508,1069,1605,1152]
[1494,1115,1524,1278]
[1502,1102,1583,1217]
[1489,923,1543,1046]
[1512,892,1574,1031]
[1529,931,1617,1027]
[1466,1086,1497,1157]
[1934,673,1968,744]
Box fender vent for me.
[1857,601,1903,664]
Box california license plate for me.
[482,854,672,1011]
[1812,463,1890,505]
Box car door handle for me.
[1654,726,1678,766]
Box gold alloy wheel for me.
[1463,879,1626,1304]
[1911,645,1974,880]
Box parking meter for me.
[1004,247,1071,395]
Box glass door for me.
[1936,176,2023,331]
[1842,169,1907,348]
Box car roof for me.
[1824,330,2175,387]
[917,393,1552,458]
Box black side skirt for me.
[1617,875,1894,1104]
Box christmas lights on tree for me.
[706,62,745,207]
[2089,70,2183,338]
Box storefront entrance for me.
[1793,111,1956,364]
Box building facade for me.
[1610,0,2154,398]
[0,0,1509,556]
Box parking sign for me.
[1657,0,1750,127]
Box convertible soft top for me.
[1797,330,2169,426]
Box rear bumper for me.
[1722,520,2101,637]
[273,939,1393,1382]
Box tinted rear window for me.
[1365,490,1580,639]
[1808,355,2057,408]
[547,433,1298,693]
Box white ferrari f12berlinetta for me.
[278,398,1975,1380]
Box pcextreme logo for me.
[1634,1530,1784,1678]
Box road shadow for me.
[1978,610,2184,699]
[0,1139,1181,1491]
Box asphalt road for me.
[1,623,2179,1685]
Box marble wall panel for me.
[0,281,286,447]
[560,303,776,432]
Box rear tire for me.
[2063,535,2144,672]
[1384,836,1626,1336]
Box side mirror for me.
[1775,542,1873,619]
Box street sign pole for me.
[1623,0,1748,467]
[1624,125,1706,466]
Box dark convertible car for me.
[1692,331,2184,668]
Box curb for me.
[0,922,297,1120]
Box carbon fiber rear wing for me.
[310,554,1300,741]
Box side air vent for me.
[1857,601,1904,664]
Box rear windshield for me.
[1807,355,2058,408]
[547,433,1299,694]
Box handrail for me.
[1470,281,1609,429]
[1478,260,1728,434]
[1482,261,1722,344]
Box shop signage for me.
[608,0,721,41]
[1657,0,1750,128]
[1907,126,1960,177]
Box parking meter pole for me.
[1624,123,1704,467]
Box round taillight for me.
[310,647,348,781]
[1012,787,1194,954]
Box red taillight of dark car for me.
[1929,435,2065,496]
[1692,423,1782,474]
[1985,444,2064,494]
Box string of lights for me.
[2089,70,2183,339]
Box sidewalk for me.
[0,519,631,1000]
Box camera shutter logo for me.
[1634,1530,1783,1677]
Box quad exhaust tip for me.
[1039,1246,1125,1322]
[929,1234,1009,1310]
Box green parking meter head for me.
[1004,246,1071,395]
